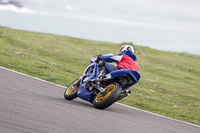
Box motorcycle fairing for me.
[109,69,141,89]
[77,63,98,103]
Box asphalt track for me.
[0,66,200,133]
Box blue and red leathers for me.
[100,49,139,72]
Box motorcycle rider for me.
[98,45,139,73]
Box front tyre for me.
[93,82,122,109]
[64,79,79,100]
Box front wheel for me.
[93,82,122,109]
[64,79,79,100]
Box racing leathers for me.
[99,49,139,72]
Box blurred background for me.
[0,0,199,55]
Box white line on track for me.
[1,66,200,128]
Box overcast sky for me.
[0,0,200,55]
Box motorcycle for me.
[64,55,141,109]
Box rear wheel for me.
[64,79,79,100]
[93,82,122,109]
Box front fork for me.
[73,77,82,86]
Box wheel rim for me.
[66,80,79,95]
[95,84,115,102]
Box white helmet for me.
[119,45,134,53]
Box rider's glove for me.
[96,54,101,63]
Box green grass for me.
[0,26,200,125]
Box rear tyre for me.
[64,79,79,100]
[93,82,122,109]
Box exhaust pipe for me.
[125,90,131,95]
[118,90,131,100]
